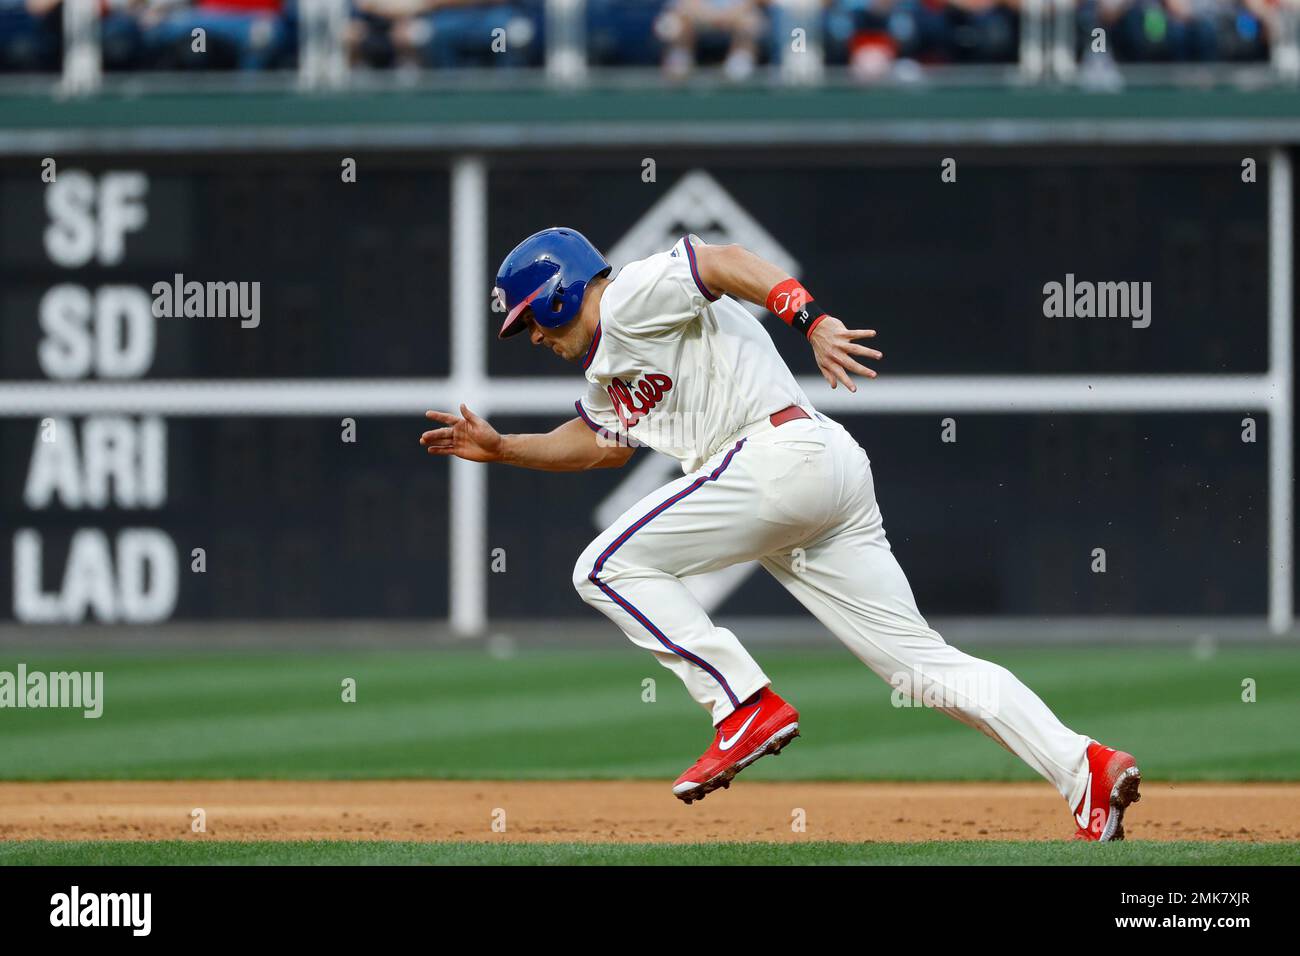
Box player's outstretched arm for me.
[420,406,635,471]
[694,243,882,393]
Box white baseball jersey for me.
[575,235,811,473]
[565,233,1093,815]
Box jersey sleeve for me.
[575,383,642,448]
[601,234,720,339]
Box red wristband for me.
[766,278,811,323]
[766,278,826,338]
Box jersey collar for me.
[581,321,603,370]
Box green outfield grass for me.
[0,645,1296,781]
[0,840,1293,866]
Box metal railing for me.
[59,0,101,96]
[39,0,1300,96]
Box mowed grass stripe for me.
[1,652,644,716]
[0,840,1294,867]
[0,648,1296,781]
[0,692,685,775]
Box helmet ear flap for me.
[548,285,568,314]
[546,281,583,326]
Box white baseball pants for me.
[573,412,1092,805]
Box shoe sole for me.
[1100,764,1142,842]
[674,722,800,805]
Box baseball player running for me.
[421,227,1142,841]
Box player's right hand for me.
[420,405,504,463]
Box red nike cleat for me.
[1071,741,1142,842]
[673,688,800,805]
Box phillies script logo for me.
[608,372,673,429]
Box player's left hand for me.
[808,316,881,392]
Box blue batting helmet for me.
[494,227,611,339]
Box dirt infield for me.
[1,781,1298,843]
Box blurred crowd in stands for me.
[0,0,1287,75]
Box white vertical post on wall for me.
[546,0,588,85]
[1018,0,1046,82]
[1275,2,1300,84]
[779,0,825,86]
[1048,0,1075,82]
[60,0,102,96]
[1269,148,1294,636]
[449,157,490,636]
[299,0,350,90]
